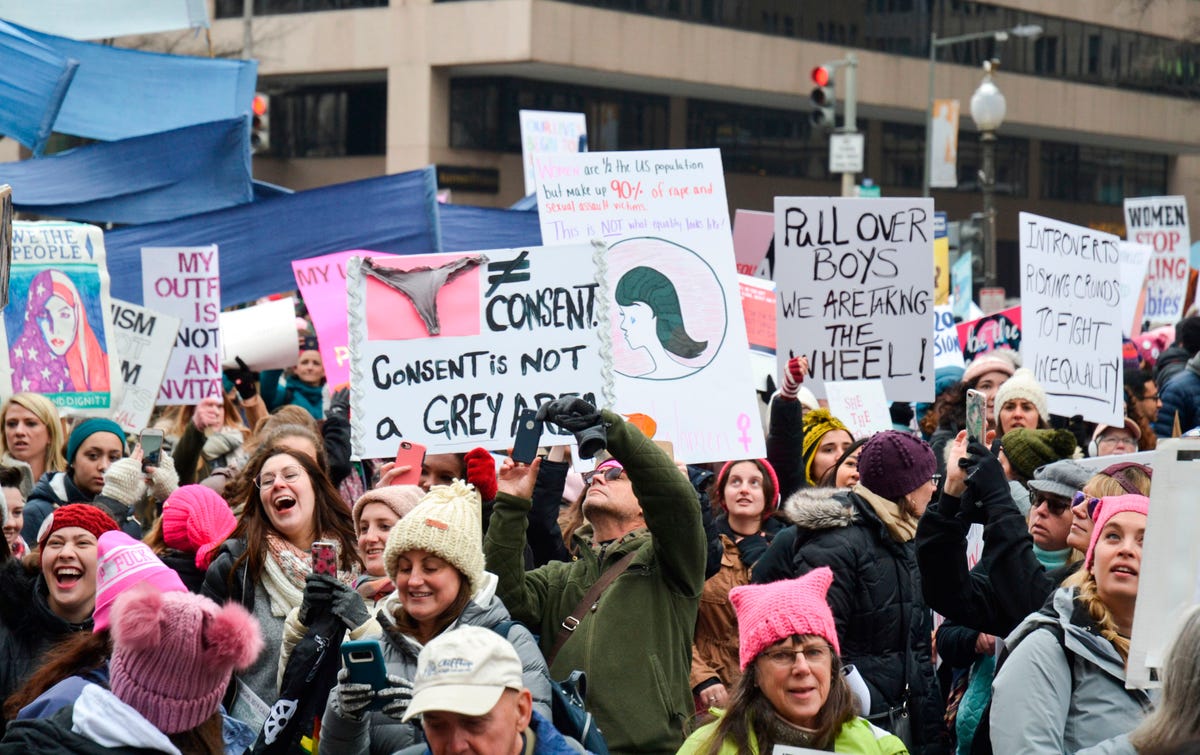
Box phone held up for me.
[311,540,339,577]
[391,441,425,486]
[512,409,543,464]
[139,428,164,470]
[965,389,987,444]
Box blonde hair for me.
[1129,605,1200,750]
[0,393,67,473]
[1075,573,1131,662]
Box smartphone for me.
[311,540,339,577]
[965,389,987,443]
[392,441,425,486]
[340,639,390,708]
[140,428,164,468]
[512,410,543,464]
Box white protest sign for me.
[1118,242,1152,337]
[346,244,606,458]
[824,380,891,439]
[141,246,222,405]
[1128,438,1200,688]
[1125,196,1190,325]
[519,110,587,196]
[774,197,935,402]
[109,299,180,432]
[933,305,965,370]
[534,148,764,463]
[1019,213,1122,425]
[220,297,299,371]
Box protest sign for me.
[733,209,774,277]
[1125,196,1190,325]
[109,299,180,432]
[1128,438,1200,688]
[956,306,1021,362]
[346,244,607,458]
[294,250,398,389]
[1118,241,1153,337]
[534,148,764,463]
[1019,213,1122,425]
[774,196,936,402]
[0,221,120,413]
[933,305,965,370]
[220,297,299,372]
[824,379,891,439]
[740,275,775,357]
[141,246,221,404]
[951,252,973,320]
[519,110,587,196]
[934,212,949,305]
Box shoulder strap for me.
[547,549,638,667]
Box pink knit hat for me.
[715,458,781,517]
[729,566,840,669]
[962,352,1017,386]
[93,531,187,633]
[1086,493,1150,571]
[161,485,237,570]
[109,584,263,734]
[352,485,424,531]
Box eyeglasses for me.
[760,644,834,668]
[931,474,943,488]
[582,466,624,486]
[1143,393,1161,402]
[256,465,304,489]
[1029,491,1072,516]
[1071,491,1103,519]
[1097,435,1137,449]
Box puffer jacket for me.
[753,487,945,753]
[484,411,706,755]
[988,587,1152,754]
[317,571,553,755]
[1153,350,1200,436]
[678,711,908,754]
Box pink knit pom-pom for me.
[110,585,164,650]
[206,601,264,671]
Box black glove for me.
[328,387,351,421]
[224,356,258,401]
[298,573,335,626]
[536,397,606,458]
[957,442,1011,523]
[735,532,771,567]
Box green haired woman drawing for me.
[615,266,708,380]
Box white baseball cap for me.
[402,625,524,722]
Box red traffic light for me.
[252,93,269,116]
[811,66,831,87]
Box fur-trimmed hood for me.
[778,487,858,530]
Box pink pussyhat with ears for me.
[729,566,840,670]
[1086,494,1150,571]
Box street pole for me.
[841,53,858,198]
[243,0,254,59]
[923,33,938,197]
[981,130,997,287]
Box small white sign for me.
[824,379,891,439]
[829,132,864,174]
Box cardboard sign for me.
[1117,241,1153,337]
[346,244,606,458]
[1019,213,1122,425]
[0,221,120,413]
[519,110,587,196]
[534,148,764,463]
[774,196,936,402]
[933,305,965,370]
[824,379,891,439]
[109,299,181,432]
[220,297,299,372]
[1124,196,1190,325]
[732,209,774,277]
[141,246,222,405]
[956,306,1022,362]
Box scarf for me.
[1033,544,1073,572]
[261,533,357,617]
[762,711,819,747]
[854,483,918,543]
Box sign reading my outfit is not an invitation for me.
[1019,212,1122,426]
[0,221,120,413]
[346,244,606,458]
[141,246,222,405]
[533,148,764,463]
[774,197,936,403]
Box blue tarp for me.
[0,1,208,40]
[104,168,442,307]
[0,117,253,224]
[439,203,542,252]
[0,20,77,154]
[11,21,256,143]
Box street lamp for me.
[971,60,1005,290]
[923,23,1040,197]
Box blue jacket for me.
[260,370,325,420]
[1153,351,1200,436]
[420,711,576,755]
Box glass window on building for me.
[1041,142,1168,205]
[269,81,386,158]
[686,99,831,180]
[881,122,925,189]
[215,0,387,17]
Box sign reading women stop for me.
[1124,196,1190,325]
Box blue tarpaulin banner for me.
[0,20,77,154]
[0,0,208,40]
[0,117,253,224]
[438,203,541,253]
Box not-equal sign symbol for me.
[485,250,531,296]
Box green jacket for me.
[678,713,909,754]
[484,411,705,755]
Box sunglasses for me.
[1029,491,1072,516]
[1071,491,1103,519]
[582,466,624,486]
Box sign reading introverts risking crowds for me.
[1019,212,1123,425]
[533,148,765,463]
[774,197,936,403]
[1117,241,1153,337]
[109,299,180,433]
[346,244,607,458]
[518,110,587,196]
[141,246,222,405]
[0,221,120,413]
[1124,196,1190,326]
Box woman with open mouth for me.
[0,393,66,499]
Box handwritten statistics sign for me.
[1124,196,1190,325]
[141,246,222,405]
[774,197,936,402]
[1019,213,1122,425]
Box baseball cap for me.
[402,625,524,722]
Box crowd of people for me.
[0,308,1199,755]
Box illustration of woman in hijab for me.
[10,270,110,394]
[615,266,708,380]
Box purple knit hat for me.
[109,584,263,734]
[857,430,937,500]
[729,567,839,669]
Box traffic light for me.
[251,93,270,154]
[810,66,836,129]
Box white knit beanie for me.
[382,480,484,594]
[993,367,1049,427]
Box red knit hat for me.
[715,458,781,518]
[729,566,840,669]
[1086,494,1150,571]
[37,504,119,554]
[161,485,237,570]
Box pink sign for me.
[732,209,773,276]
[956,305,1022,361]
